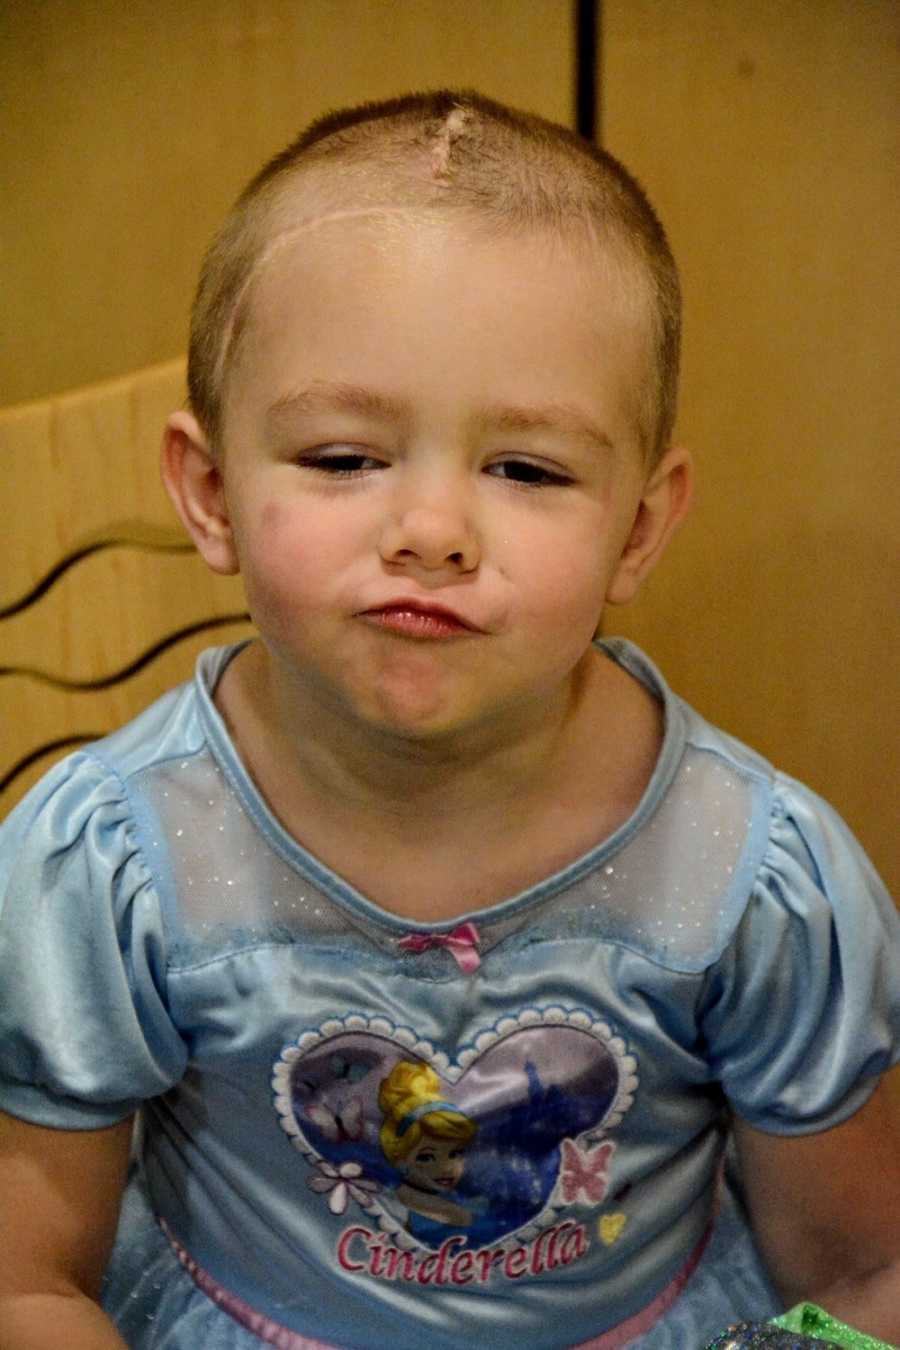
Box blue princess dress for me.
[1,641,898,1350]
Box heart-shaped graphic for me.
[273,1007,637,1252]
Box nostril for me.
[378,516,479,572]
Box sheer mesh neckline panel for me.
[139,742,758,976]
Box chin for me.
[356,678,484,741]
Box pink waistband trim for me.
[571,1222,710,1349]
[161,1219,711,1350]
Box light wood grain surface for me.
[602,0,898,896]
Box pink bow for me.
[398,922,481,973]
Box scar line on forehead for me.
[213,206,431,392]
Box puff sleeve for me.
[0,753,188,1128]
[698,774,900,1133]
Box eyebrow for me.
[265,381,613,452]
[266,382,408,428]
[475,403,613,453]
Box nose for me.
[378,489,480,575]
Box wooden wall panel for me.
[0,360,253,817]
[2,359,188,595]
[2,551,248,681]
[601,0,898,894]
[1,0,573,406]
[0,621,255,810]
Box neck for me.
[218,640,608,831]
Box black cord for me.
[574,0,599,143]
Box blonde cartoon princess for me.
[378,1062,478,1238]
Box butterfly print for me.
[559,1138,615,1205]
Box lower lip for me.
[360,608,473,639]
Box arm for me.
[734,1077,900,1339]
[0,1108,133,1349]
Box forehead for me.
[223,196,654,446]
[237,170,651,333]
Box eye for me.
[485,458,574,487]
[296,447,386,476]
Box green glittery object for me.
[772,1303,899,1350]
[704,1322,842,1348]
[704,1303,900,1350]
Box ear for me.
[606,445,693,606]
[160,411,240,575]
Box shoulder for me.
[683,703,894,952]
[91,644,236,782]
[2,644,237,837]
[0,648,242,920]
[684,702,893,939]
[682,730,899,1130]
[597,640,894,970]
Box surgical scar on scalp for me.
[430,107,470,181]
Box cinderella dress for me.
[2,641,897,1349]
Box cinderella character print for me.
[378,1061,478,1241]
[272,1007,638,1257]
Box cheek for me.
[510,529,612,630]
[259,498,286,534]
[258,497,311,555]
[240,499,332,616]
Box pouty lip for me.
[357,597,483,632]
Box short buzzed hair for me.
[188,89,680,461]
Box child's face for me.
[215,207,659,741]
